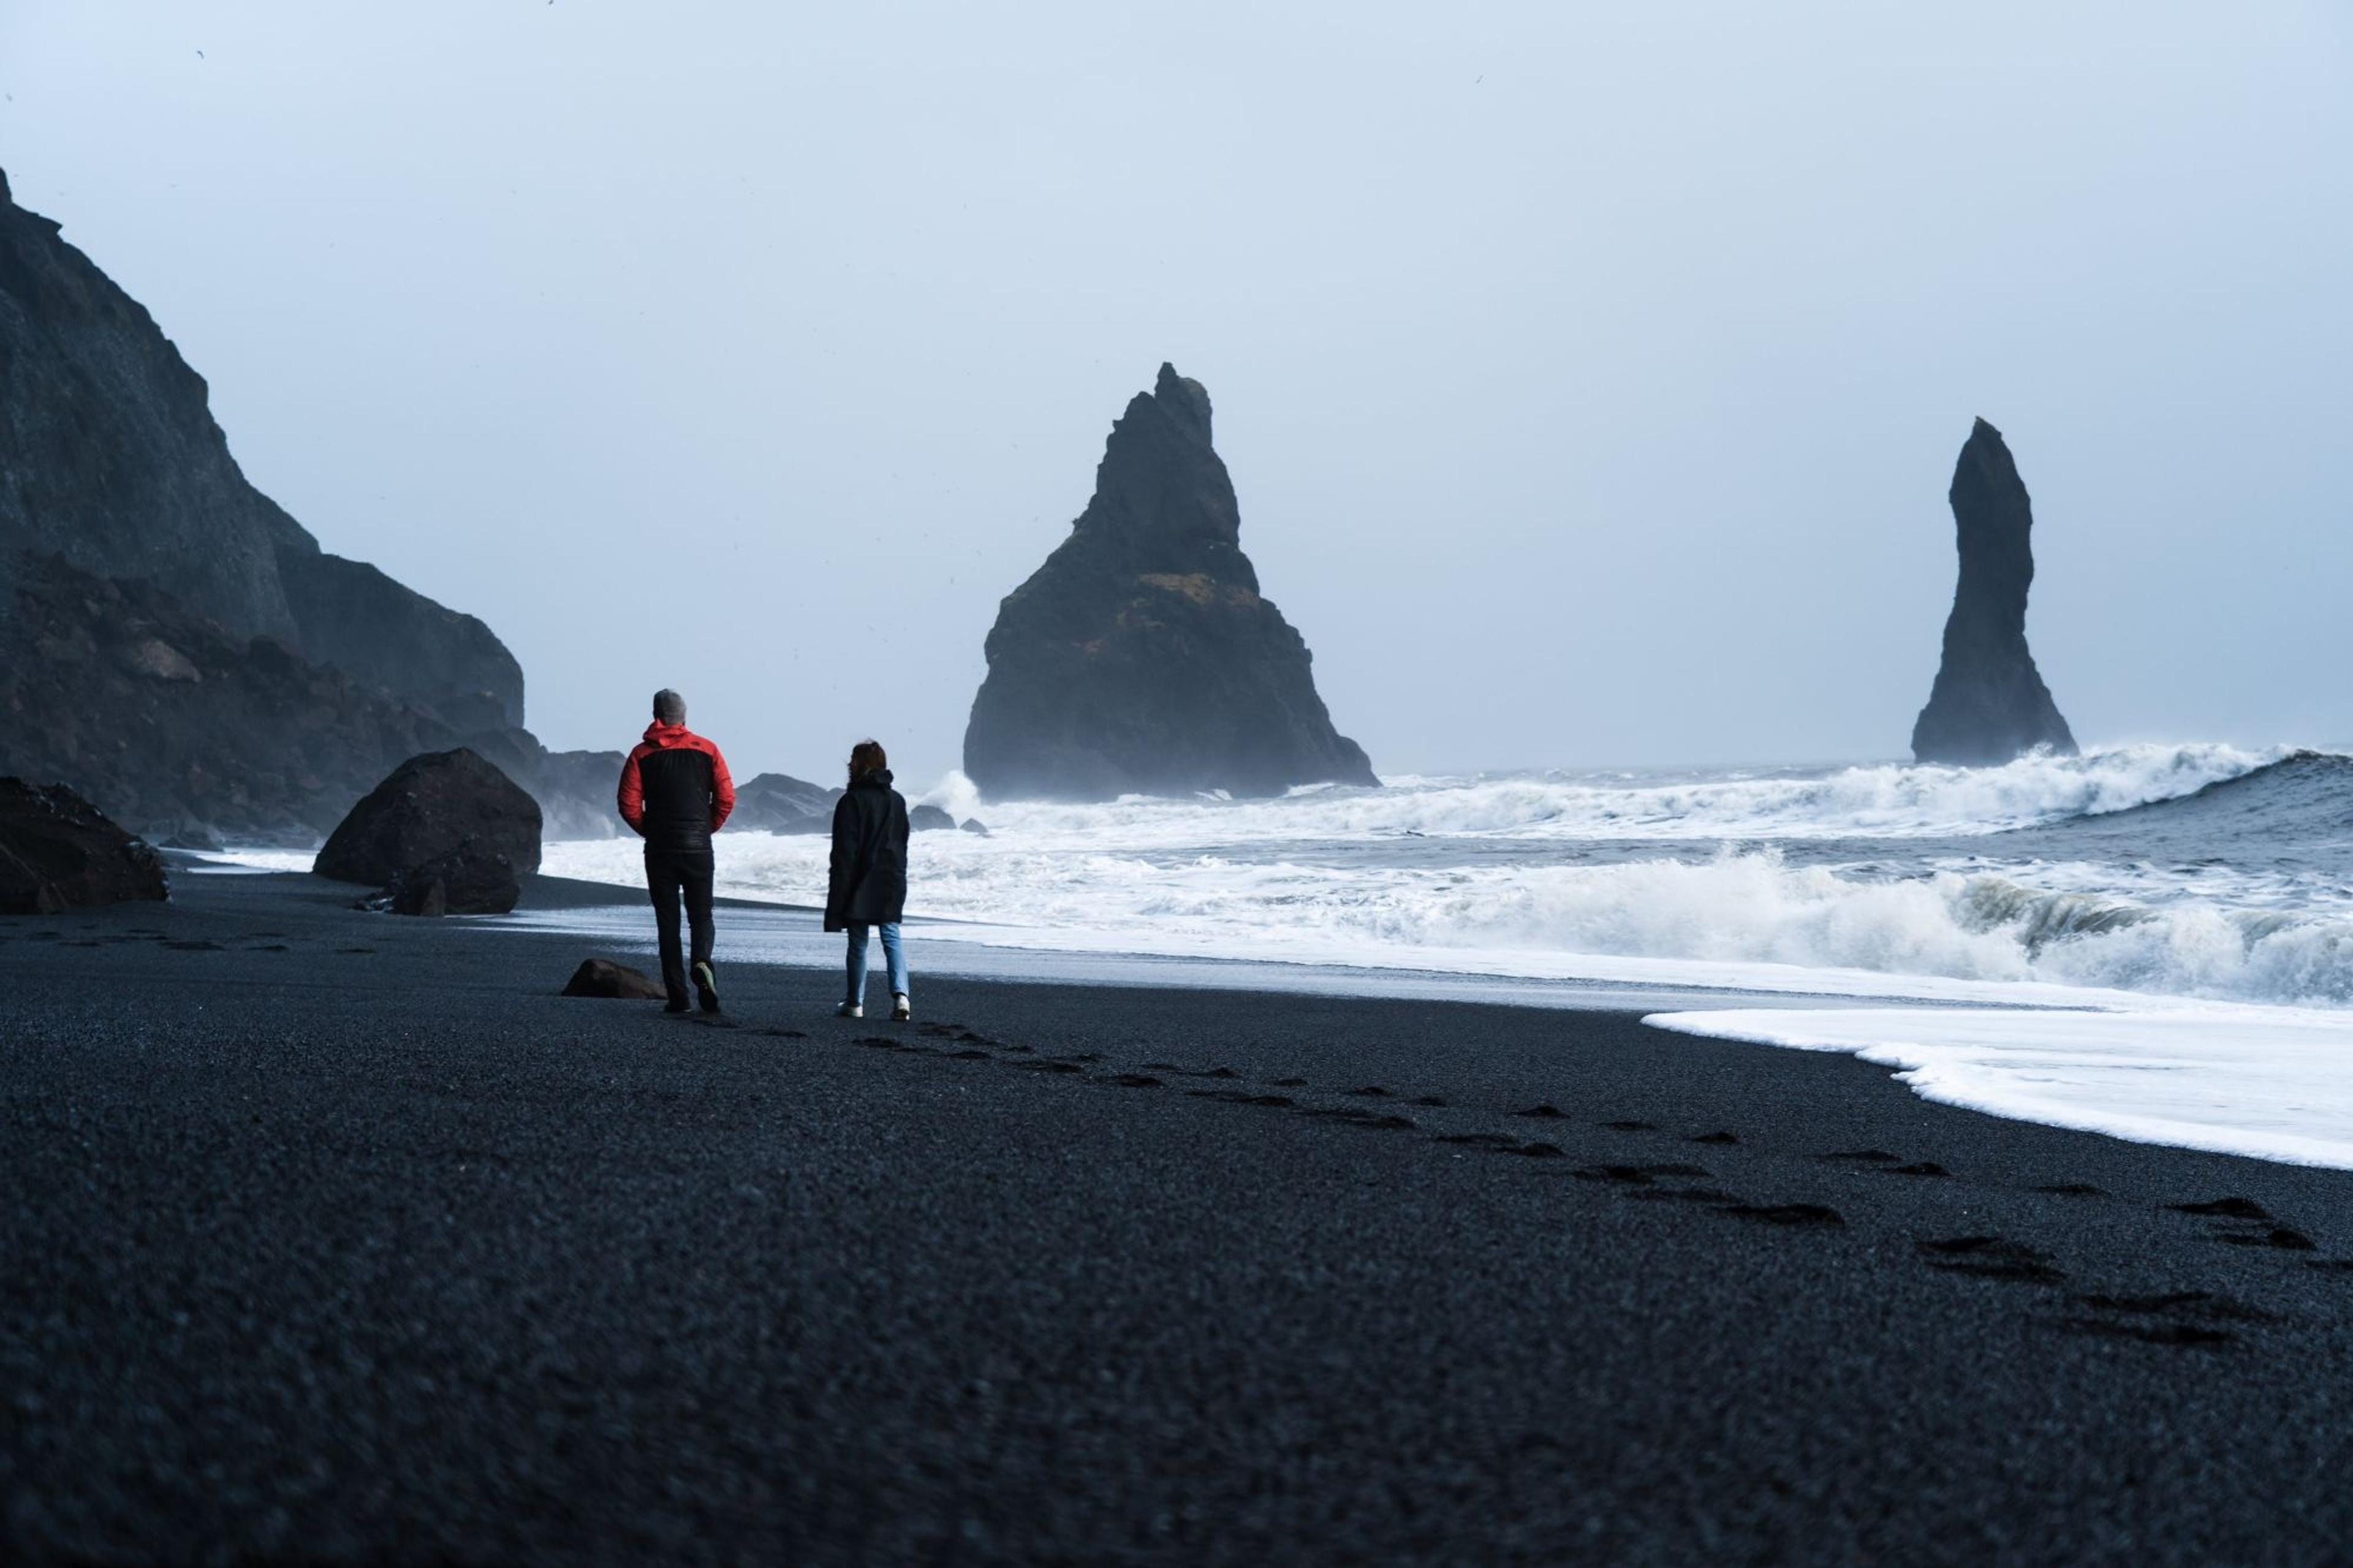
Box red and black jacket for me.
[618,722,735,854]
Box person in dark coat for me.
[825,739,911,1020]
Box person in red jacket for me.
[617,688,735,1013]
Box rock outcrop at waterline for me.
[1911,419,2078,765]
[963,364,1376,801]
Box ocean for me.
[220,742,2353,1168]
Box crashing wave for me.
[914,743,2287,846]
[2012,748,2353,847]
[521,829,2353,1010]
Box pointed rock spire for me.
[1911,419,2078,765]
[962,365,1376,800]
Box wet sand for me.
[4,867,2351,1565]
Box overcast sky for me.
[6,2,2349,785]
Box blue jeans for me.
[845,922,908,1006]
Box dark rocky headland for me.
[0,167,610,841]
[963,363,1376,801]
[1911,417,2078,765]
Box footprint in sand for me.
[1434,1132,1526,1150]
[1687,1130,1740,1145]
[2169,1196,2271,1220]
[1299,1107,1417,1131]
[1917,1235,2064,1284]
[1632,1186,1740,1205]
[1188,1089,1294,1107]
[1575,1162,1712,1186]
[1719,1202,1844,1227]
[2075,1290,2276,1324]
[2215,1227,2317,1252]
[1510,1104,1570,1119]
[2059,1317,2235,1349]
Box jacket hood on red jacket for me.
[642,721,697,748]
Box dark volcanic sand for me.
[4,870,2351,1566]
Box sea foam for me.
[917,741,2282,845]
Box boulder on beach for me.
[1911,419,2078,765]
[315,749,542,892]
[561,958,667,1000]
[960,818,990,836]
[909,804,958,832]
[377,844,521,917]
[961,363,1377,801]
[0,778,169,915]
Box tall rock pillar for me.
[1911,418,2078,765]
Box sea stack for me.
[963,365,1376,801]
[1910,419,2077,765]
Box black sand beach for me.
[6,869,2352,1566]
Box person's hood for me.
[642,721,696,748]
[851,768,895,788]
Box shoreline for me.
[6,868,2353,1562]
[200,853,2351,1173]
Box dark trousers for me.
[644,847,715,1003]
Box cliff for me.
[963,364,1376,800]
[0,168,521,729]
[0,167,553,832]
[0,554,470,839]
[1911,419,2078,765]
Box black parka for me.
[824,771,909,931]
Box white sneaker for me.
[890,994,912,1023]
[836,1002,862,1019]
